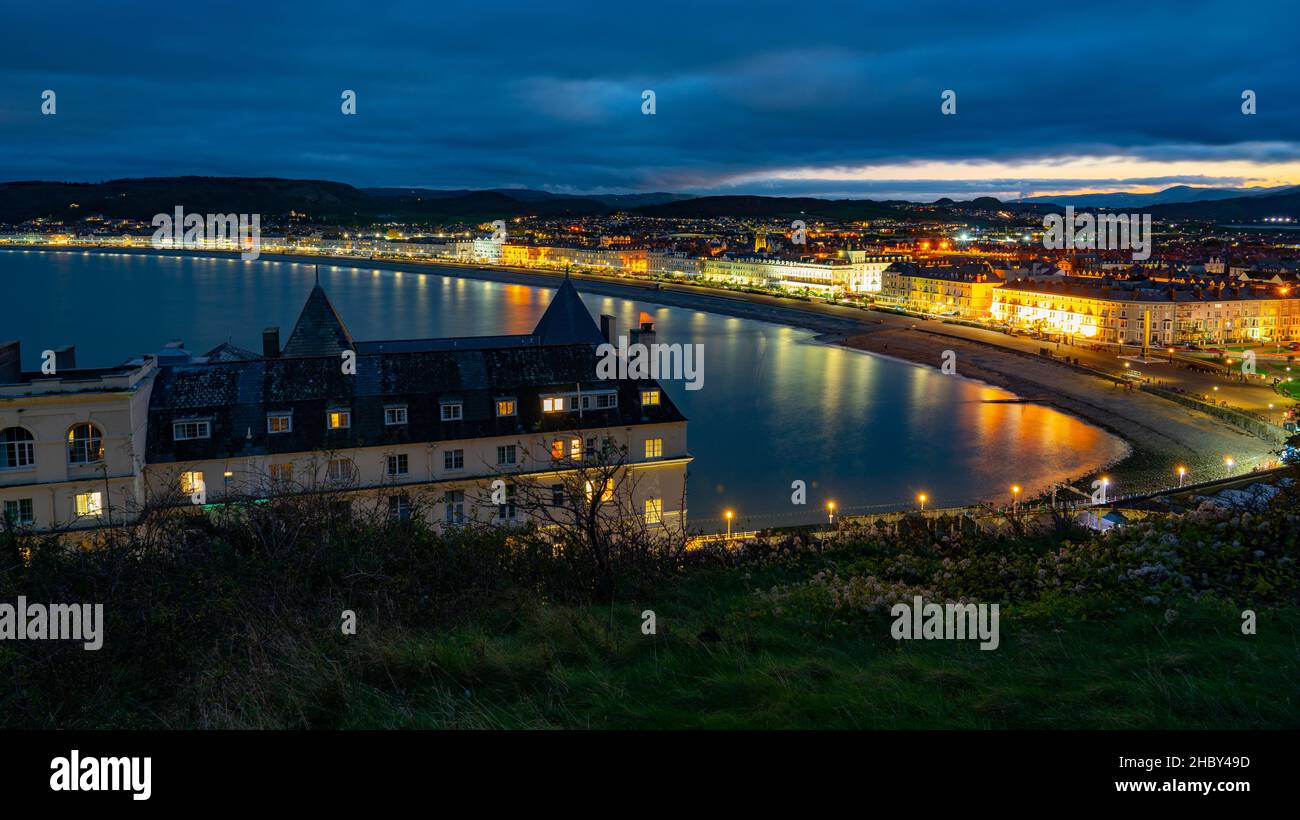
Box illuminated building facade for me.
[878,262,999,317]
[992,277,1300,344]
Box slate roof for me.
[532,275,606,345]
[146,280,685,463]
[147,345,686,463]
[202,341,262,363]
[281,285,355,357]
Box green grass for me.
[322,574,1300,730]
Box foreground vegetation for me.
[3,478,1298,729]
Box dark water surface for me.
[2,249,1127,530]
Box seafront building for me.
[877,261,1001,318]
[1,278,690,535]
[992,276,1300,345]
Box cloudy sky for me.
[1,0,1297,200]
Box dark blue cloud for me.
[0,0,1296,198]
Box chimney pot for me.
[263,327,281,358]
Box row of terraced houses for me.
[0,276,690,536]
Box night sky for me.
[2,0,1297,199]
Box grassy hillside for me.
[2,479,1297,729]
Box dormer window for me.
[495,398,517,417]
[327,409,351,430]
[542,396,564,413]
[640,389,661,406]
[384,405,408,426]
[173,419,211,441]
[267,412,293,434]
[440,401,463,421]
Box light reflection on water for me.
[4,251,1127,531]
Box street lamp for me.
[1176,465,1186,487]
[826,500,836,525]
[1011,484,1021,513]
[1100,476,1110,505]
[724,509,734,540]
[917,493,927,511]
[1224,456,1235,470]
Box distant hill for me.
[0,178,612,226]
[631,195,914,220]
[0,177,373,224]
[1017,184,1297,208]
[1147,189,1300,221]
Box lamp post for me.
[826,500,836,526]
[724,509,734,540]
[1011,484,1021,514]
[1176,465,1186,488]
[1224,456,1235,471]
[917,493,927,512]
[1099,476,1110,505]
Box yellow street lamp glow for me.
[1224,456,1235,468]
[826,501,836,511]
[917,492,928,511]
[1011,485,1021,495]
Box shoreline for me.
[4,244,1277,495]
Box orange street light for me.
[917,492,928,511]
[724,509,734,539]
[1011,484,1021,513]
[1176,465,1186,487]
[826,500,837,525]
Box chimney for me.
[0,341,19,385]
[599,315,617,345]
[52,345,76,371]
[263,327,281,358]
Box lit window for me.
[443,449,464,471]
[387,453,409,476]
[269,463,294,483]
[645,498,662,525]
[3,498,34,526]
[543,396,564,413]
[584,479,614,502]
[550,439,565,460]
[0,427,35,469]
[172,419,211,441]
[644,438,663,459]
[496,444,517,466]
[74,491,103,517]
[496,399,517,417]
[440,402,463,421]
[180,470,205,496]
[384,405,408,426]
[640,389,660,406]
[569,438,582,459]
[68,423,105,463]
[327,410,351,430]
[327,458,354,482]
[267,413,292,434]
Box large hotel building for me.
[0,277,690,535]
[992,276,1300,345]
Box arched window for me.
[67,423,104,464]
[0,427,35,469]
